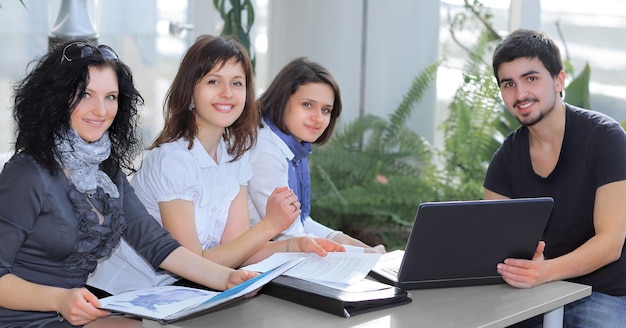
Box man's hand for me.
[497,241,549,288]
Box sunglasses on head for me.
[60,42,119,63]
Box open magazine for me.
[242,252,381,288]
[98,257,304,324]
[242,252,412,318]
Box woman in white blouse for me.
[248,57,385,254]
[87,36,343,296]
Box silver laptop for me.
[369,197,553,290]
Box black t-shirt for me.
[484,104,626,296]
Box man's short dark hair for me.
[492,29,563,83]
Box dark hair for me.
[258,57,342,145]
[492,29,563,83]
[11,40,144,177]
[151,34,257,161]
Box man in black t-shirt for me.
[484,29,626,326]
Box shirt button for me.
[212,207,217,212]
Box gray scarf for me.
[55,129,120,198]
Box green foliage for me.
[438,30,508,201]
[447,0,501,59]
[564,62,591,109]
[311,0,598,249]
[213,0,256,70]
[308,3,513,248]
[310,61,441,249]
[308,27,511,249]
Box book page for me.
[99,286,217,320]
[99,257,305,321]
[242,252,381,285]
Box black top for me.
[484,104,626,295]
[0,153,181,327]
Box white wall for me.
[266,0,440,143]
[1,0,625,154]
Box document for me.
[242,252,381,286]
[99,257,304,324]
[243,253,411,318]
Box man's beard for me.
[516,97,556,127]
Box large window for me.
[439,0,626,121]
[1,0,625,158]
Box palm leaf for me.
[310,61,441,232]
[564,62,591,108]
[439,30,503,200]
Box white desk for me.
[143,280,590,328]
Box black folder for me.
[261,275,412,318]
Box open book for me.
[242,252,412,317]
[98,257,304,324]
[242,252,381,287]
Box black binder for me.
[261,275,412,318]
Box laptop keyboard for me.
[382,267,399,276]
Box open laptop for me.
[369,197,553,290]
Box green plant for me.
[310,61,441,250]
[310,0,597,249]
[424,1,595,202]
[213,0,256,70]
[448,0,499,61]
[309,2,509,248]
[564,62,591,109]
[437,29,509,201]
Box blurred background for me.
[1,0,625,247]
[1,0,624,154]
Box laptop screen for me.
[371,197,553,289]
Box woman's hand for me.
[331,232,386,254]
[225,269,260,290]
[362,244,387,254]
[263,186,301,233]
[291,236,346,256]
[372,244,387,253]
[56,288,110,326]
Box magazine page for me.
[242,252,381,285]
[99,286,217,320]
[99,257,305,321]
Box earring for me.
[188,100,195,111]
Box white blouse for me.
[131,138,251,250]
[248,123,335,241]
[88,137,252,294]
